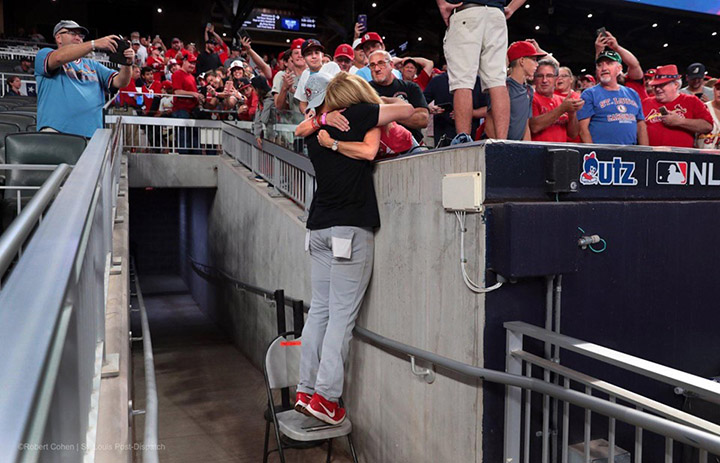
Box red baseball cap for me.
[291,38,305,50]
[334,44,354,60]
[184,53,197,63]
[162,81,173,89]
[507,41,546,62]
[360,32,383,46]
[580,74,596,83]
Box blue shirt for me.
[577,85,645,145]
[35,48,118,138]
[355,66,402,83]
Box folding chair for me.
[263,332,359,463]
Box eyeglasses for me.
[557,74,572,79]
[368,60,389,70]
[533,73,557,79]
[59,30,85,39]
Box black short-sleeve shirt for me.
[370,78,428,143]
[306,103,381,230]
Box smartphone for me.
[108,36,131,65]
[357,14,368,33]
[437,102,453,110]
[206,22,213,30]
[596,27,607,37]
[658,106,669,116]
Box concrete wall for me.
[174,147,490,462]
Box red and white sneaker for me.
[294,391,312,415]
[306,393,345,425]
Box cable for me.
[454,211,503,293]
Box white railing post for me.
[505,327,523,462]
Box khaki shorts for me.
[443,5,508,92]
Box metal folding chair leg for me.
[263,418,270,463]
[326,438,333,463]
[347,434,360,463]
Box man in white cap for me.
[36,20,135,138]
[349,38,367,75]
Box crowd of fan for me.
[19,17,720,154]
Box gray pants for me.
[298,226,374,401]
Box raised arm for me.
[47,35,121,71]
[241,37,272,80]
[597,31,643,81]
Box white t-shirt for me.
[349,65,359,75]
[695,100,720,149]
[294,62,341,102]
[159,96,173,113]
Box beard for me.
[599,74,613,85]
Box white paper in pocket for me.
[304,230,310,252]
[331,236,353,259]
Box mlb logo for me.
[656,161,687,185]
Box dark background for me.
[5,0,720,78]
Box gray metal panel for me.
[0,130,112,459]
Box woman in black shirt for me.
[294,72,413,426]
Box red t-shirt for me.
[143,80,163,110]
[118,82,141,108]
[146,56,165,83]
[214,42,229,65]
[554,89,581,142]
[172,69,198,112]
[413,69,431,91]
[625,78,649,101]
[642,93,713,147]
[238,90,259,121]
[165,48,180,60]
[531,92,569,142]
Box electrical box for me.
[442,171,484,211]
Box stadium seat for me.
[0,113,35,131]
[1,132,87,228]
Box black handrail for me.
[186,257,720,455]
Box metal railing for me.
[0,163,71,280]
[105,114,223,155]
[222,121,315,211]
[187,258,720,462]
[0,121,123,461]
[504,321,720,463]
[129,260,160,463]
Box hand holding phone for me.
[658,106,669,116]
[357,14,368,33]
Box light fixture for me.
[222,32,227,37]
[286,38,290,43]
[587,13,593,18]
[157,7,162,13]
[418,37,422,41]
[714,32,718,36]
[652,23,658,27]
[525,4,530,8]
[372,2,377,7]
[535,25,540,30]
[663,43,669,47]
[580,68,586,72]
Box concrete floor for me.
[131,276,353,463]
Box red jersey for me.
[554,89,582,142]
[413,69,431,91]
[642,93,713,147]
[625,78,649,101]
[146,56,165,83]
[531,92,570,142]
[172,69,198,112]
[142,80,163,111]
[214,41,229,65]
[118,82,141,108]
[238,90,259,121]
[165,48,180,60]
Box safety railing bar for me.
[513,350,720,436]
[0,129,113,457]
[354,324,720,455]
[0,164,64,170]
[130,259,159,463]
[186,261,720,456]
[0,164,71,277]
[104,115,222,128]
[504,321,720,404]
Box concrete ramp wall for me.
[167,147,489,462]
